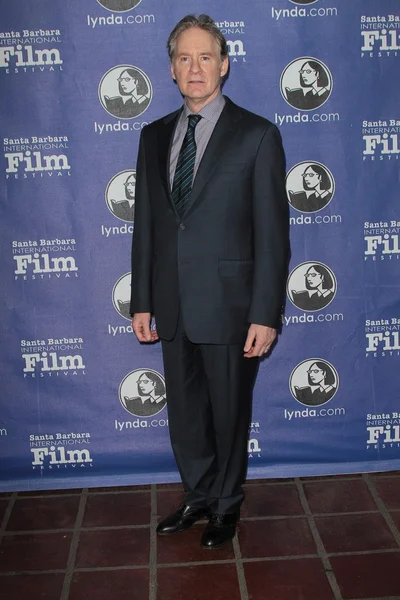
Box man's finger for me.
[132,316,152,342]
[243,330,256,353]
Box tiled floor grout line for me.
[60,488,88,600]
[347,597,400,600]
[233,527,249,600]
[13,489,150,499]
[363,474,400,548]
[4,509,390,537]
[295,477,343,600]
[1,547,400,578]
[149,484,157,600]
[3,524,151,536]
[0,492,17,544]
[240,510,381,520]
[6,474,398,499]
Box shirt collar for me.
[183,93,225,124]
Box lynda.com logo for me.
[96,0,143,12]
[289,0,319,4]
[99,65,152,119]
[290,358,339,406]
[281,57,332,111]
[119,369,166,417]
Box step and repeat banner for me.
[1,0,399,491]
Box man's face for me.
[170,27,228,107]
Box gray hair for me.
[167,14,229,62]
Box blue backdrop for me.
[1,0,400,491]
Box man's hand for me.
[132,312,159,343]
[243,324,277,358]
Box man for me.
[130,14,289,548]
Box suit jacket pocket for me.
[217,162,247,175]
[218,259,253,278]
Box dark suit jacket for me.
[130,97,289,344]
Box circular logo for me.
[280,57,332,111]
[106,170,136,222]
[289,0,319,5]
[286,161,335,213]
[119,368,167,417]
[99,65,152,119]
[112,272,131,320]
[287,261,337,312]
[96,0,143,12]
[290,358,339,406]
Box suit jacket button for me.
[179,223,186,230]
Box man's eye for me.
[201,56,210,61]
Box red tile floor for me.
[0,472,400,599]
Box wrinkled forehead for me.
[174,27,220,56]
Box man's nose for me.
[190,58,201,72]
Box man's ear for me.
[220,55,229,78]
[170,62,176,81]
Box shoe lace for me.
[210,513,226,525]
[177,503,187,515]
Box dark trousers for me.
[161,315,259,515]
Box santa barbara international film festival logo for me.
[21,336,85,379]
[360,13,400,58]
[214,20,247,63]
[99,65,152,120]
[119,369,166,418]
[0,27,63,75]
[363,219,400,262]
[3,134,71,180]
[30,431,93,471]
[286,161,335,215]
[280,57,332,111]
[12,237,78,282]
[362,118,400,162]
[365,316,400,359]
[366,412,400,450]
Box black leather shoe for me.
[156,504,211,535]
[200,513,238,549]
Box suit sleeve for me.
[130,127,153,315]
[248,124,290,328]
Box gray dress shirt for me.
[169,93,226,187]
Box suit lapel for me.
[184,99,242,217]
[157,109,181,207]
[157,98,243,219]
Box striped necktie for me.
[172,114,202,217]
